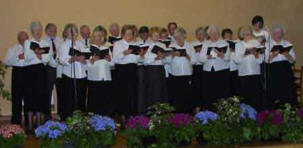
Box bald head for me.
[17,31,29,46]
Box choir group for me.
[3,15,297,132]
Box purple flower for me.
[257,110,283,125]
[167,113,194,127]
[126,116,150,130]
[195,111,218,125]
[240,104,257,120]
[298,109,303,119]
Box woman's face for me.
[32,27,42,40]
[209,29,219,41]
[151,32,160,42]
[273,29,283,41]
[196,32,205,41]
[160,32,168,40]
[174,32,185,44]
[123,29,134,42]
[93,32,106,45]
[67,27,78,40]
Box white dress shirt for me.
[265,39,295,64]
[191,40,205,65]
[167,41,196,76]
[24,38,51,66]
[233,39,263,76]
[253,29,270,43]
[199,39,230,72]
[227,40,239,71]
[4,44,25,67]
[144,41,169,66]
[59,39,87,79]
[87,44,114,81]
[112,39,141,64]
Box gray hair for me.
[30,21,42,34]
[207,25,220,36]
[195,26,207,37]
[272,24,285,36]
[174,27,187,39]
[239,26,253,39]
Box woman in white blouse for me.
[24,21,50,131]
[233,26,263,111]
[266,25,297,108]
[190,26,207,110]
[87,26,114,115]
[112,24,144,117]
[199,25,230,110]
[143,26,169,111]
[168,27,197,113]
[59,23,87,120]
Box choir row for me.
[3,16,297,131]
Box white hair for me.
[207,25,220,36]
[30,21,42,34]
[195,26,207,37]
[272,24,285,36]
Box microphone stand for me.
[70,29,78,111]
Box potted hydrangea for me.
[0,124,26,148]
[194,110,218,145]
[166,113,196,147]
[123,115,152,148]
[256,110,283,141]
[35,121,67,148]
[89,115,116,148]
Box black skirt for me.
[137,65,146,114]
[192,65,203,106]
[230,70,239,97]
[61,75,87,120]
[24,63,47,113]
[87,81,112,115]
[170,75,193,113]
[238,75,263,111]
[113,64,138,116]
[202,69,231,110]
[145,65,168,111]
[267,61,297,108]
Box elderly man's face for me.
[32,27,42,40]
[80,26,90,39]
[168,24,177,35]
[123,29,134,42]
[18,32,29,45]
[111,25,120,37]
[47,26,57,38]
[273,29,283,41]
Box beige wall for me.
[0,0,303,115]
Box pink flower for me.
[0,124,24,139]
[126,116,150,130]
[257,110,283,125]
[167,113,194,127]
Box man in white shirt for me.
[167,22,178,42]
[79,24,91,49]
[108,23,122,44]
[43,23,63,120]
[4,31,29,125]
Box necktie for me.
[51,38,56,59]
[85,39,88,47]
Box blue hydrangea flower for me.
[35,120,67,139]
[240,103,257,120]
[195,111,218,125]
[90,115,116,131]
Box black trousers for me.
[11,67,26,124]
[114,64,138,116]
[44,66,57,120]
[170,75,193,113]
[56,78,64,118]
[87,81,112,115]
[61,75,87,120]
[192,65,203,106]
